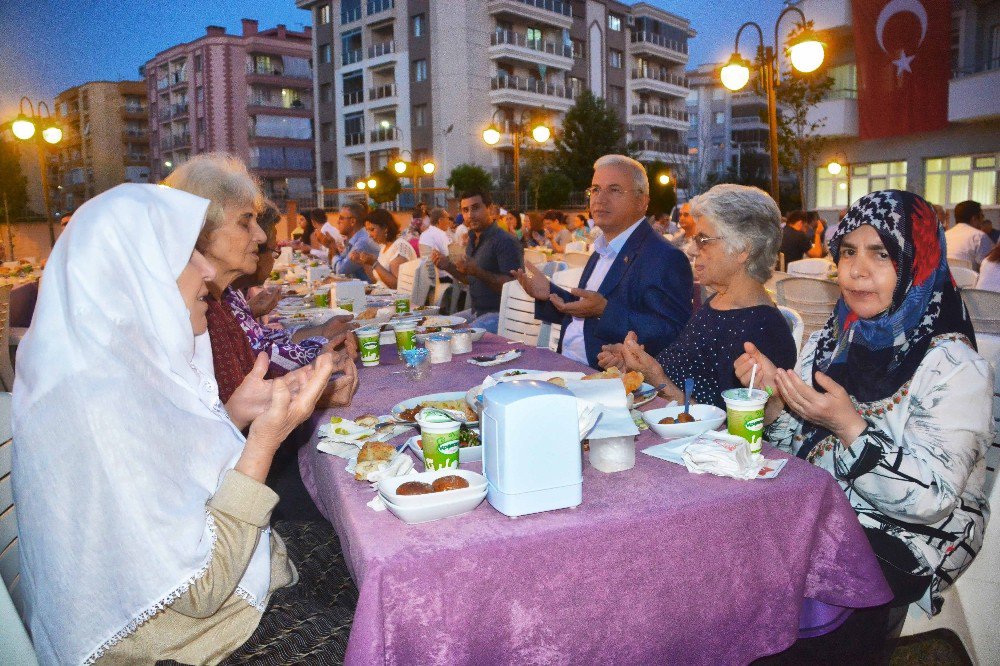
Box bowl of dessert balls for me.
[378,469,488,524]
[642,404,727,439]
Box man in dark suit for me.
[514,155,693,368]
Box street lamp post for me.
[392,151,436,207]
[10,97,63,247]
[482,110,550,209]
[719,6,825,207]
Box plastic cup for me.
[415,410,460,471]
[313,292,330,307]
[425,333,453,364]
[356,328,381,367]
[395,296,411,313]
[337,298,354,312]
[588,435,636,473]
[721,388,768,454]
[393,322,417,357]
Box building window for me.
[251,115,313,139]
[850,161,908,201]
[608,14,622,31]
[607,85,624,105]
[572,39,585,59]
[815,167,849,208]
[341,0,361,24]
[414,104,427,127]
[194,54,202,72]
[712,88,724,101]
[319,43,332,65]
[412,14,424,38]
[321,122,334,142]
[527,28,542,48]
[322,160,335,181]
[715,112,725,125]
[609,49,623,69]
[319,4,331,25]
[413,59,427,82]
[925,155,997,206]
[320,83,333,103]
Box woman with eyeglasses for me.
[598,184,797,408]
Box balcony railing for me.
[367,0,393,16]
[123,103,148,115]
[490,75,576,100]
[171,72,188,86]
[159,107,172,121]
[632,139,688,156]
[343,90,364,106]
[731,115,764,126]
[368,83,396,101]
[171,133,191,148]
[630,69,688,88]
[512,0,571,17]
[631,103,688,121]
[172,102,189,117]
[368,41,395,58]
[341,5,361,23]
[245,63,311,79]
[369,127,400,142]
[127,152,150,162]
[343,48,363,65]
[491,30,573,58]
[344,132,365,146]
[250,96,311,109]
[630,31,689,56]
[160,138,170,151]
[125,128,148,138]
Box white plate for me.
[391,391,479,425]
[468,327,487,342]
[404,433,483,464]
[642,404,727,439]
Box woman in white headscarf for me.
[12,184,355,664]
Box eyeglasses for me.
[585,185,642,199]
[691,234,723,249]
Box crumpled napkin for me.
[466,349,523,366]
[358,455,418,512]
[316,418,412,460]
[680,431,787,480]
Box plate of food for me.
[404,425,482,463]
[391,392,480,425]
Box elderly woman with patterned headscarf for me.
[736,190,991,661]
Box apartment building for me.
[685,62,772,189]
[298,0,694,205]
[51,81,149,213]
[797,0,1000,219]
[143,20,315,203]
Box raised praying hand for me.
[550,287,606,318]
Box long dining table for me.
[299,334,892,665]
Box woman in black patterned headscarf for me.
[736,190,991,661]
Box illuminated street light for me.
[657,173,671,186]
[787,29,826,73]
[482,110,551,208]
[422,161,435,175]
[11,115,36,140]
[9,97,62,246]
[482,126,501,146]
[827,161,843,176]
[366,177,377,189]
[356,180,367,190]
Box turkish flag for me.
[852,0,951,139]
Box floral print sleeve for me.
[222,288,327,375]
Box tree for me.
[554,90,631,190]
[532,171,573,210]
[446,164,492,197]
[368,167,401,205]
[0,140,29,220]
[770,22,835,208]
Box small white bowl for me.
[412,305,441,316]
[642,404,727,439]
[381,490,487,524]
[379,468,487,506]
[468,327,487,342]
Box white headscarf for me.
[12,184,271,665]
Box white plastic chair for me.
[564,241,587,253]
[396,258,432,307]
[764,271,791,298]
[948,257,974,270]
[899,332,1000,665]
[562,251,590,268]
[0,393,38,664]
[951,266,980,290]
[786,257,833,279]
[524,248,547,265]
[775,277,841,339]
[546,268,585,353]
[776,305,804,357]
[0,286,13,392]
[497,280,546,346]
[962,289,1000,335]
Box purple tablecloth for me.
[299,335,892,665]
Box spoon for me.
[633,383,667,401]
[683,378,694,417]
[748,363,759,394]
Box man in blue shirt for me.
[431,190,523,333]
[515,155,692,368]
[332,202,380,281]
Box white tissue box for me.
[329,280,367,312]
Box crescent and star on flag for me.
[875,0,928,78]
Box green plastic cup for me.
[395,296,410,313]
[721,388,768,455]
[337,299,354,312]
[415,411,461,471]
[356,328,381,367]
[393,322,417,357]
[313,292,330,307]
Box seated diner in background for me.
[332,201,380,281]
[12,183,360,664]
[351,207,417,290]
[597,184,796,407]
[515,154,693,368]
[975,242,1000,291]
[735,190,992,661]
[542,209,573,253]
[945,199,993,269]
[780,210,826,264]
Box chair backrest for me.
[961,289,1000,335]
[948,256,974,270]
[540,261,567,278]
[775,277,841,338]
[565,240,587,253]
[563,251,590,268]
[0,285,12,392]
[497,280,544,346]
[524,248,547,266]
[396,258,432,307]
[546,268,585,352]
[951,266,980,290]
[764,271,791,297]
[0,392,36,664]
[777,305,805,357]
[786,257,833,278]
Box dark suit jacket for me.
[535,219,693,368]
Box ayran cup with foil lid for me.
[356,327,381,367]
[721,388,768,455]
[450,330,473,355]
[425,333,453,364]
[414,408,461,471]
